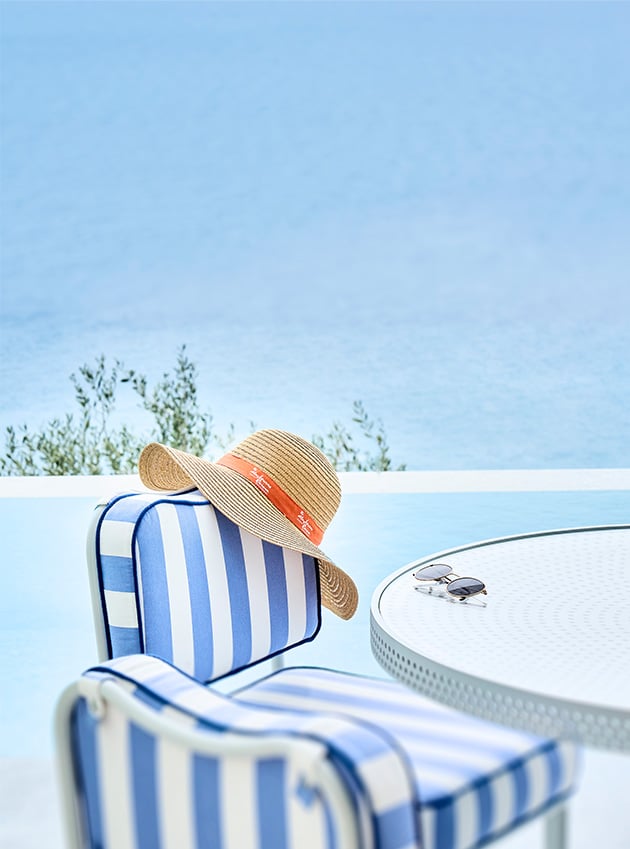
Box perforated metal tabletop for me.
[370,525,630,751]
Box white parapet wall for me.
[1,468,630,498]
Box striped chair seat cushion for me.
[94,490,321,681]
[74,655,421,849]
[234,666,581,849]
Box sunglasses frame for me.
[413,562,488,601]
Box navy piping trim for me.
[94,490,149,658]
[95,489,323,671]
[94,488,200,658]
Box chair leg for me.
[544,803,568,849]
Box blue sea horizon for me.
[1,1,629,471]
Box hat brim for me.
[139,443,358,620]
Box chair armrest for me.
[56,655,421,849]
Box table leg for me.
[544,803,568,849]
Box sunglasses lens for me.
[447,577,485,598]
[414,563,452,581]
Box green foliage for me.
[0,348,403,475]
[313,400,406,472]
[126,347,213,456]
[1,357,145,476]
[0,347,213,476]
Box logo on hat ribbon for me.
[216,452,325,545]
[296,510,314,538]
[249,467,272,495]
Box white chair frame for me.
[55,673,360,849]
[79,498,571,849]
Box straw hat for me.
[138,430,358,620]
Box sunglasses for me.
[413,562,487,601]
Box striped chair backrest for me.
[90,489,321,682]
[66,655,419,849]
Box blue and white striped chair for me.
[56,488,580,849]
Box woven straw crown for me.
[138,429,358,620]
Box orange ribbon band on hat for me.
[216,453,324,545]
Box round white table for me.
[370,525,630,751]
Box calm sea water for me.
[1,2,629,469]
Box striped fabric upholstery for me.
[79,489,580,849]
[71,655,420,849]
[93,490,321,681]
[236,667,581,849]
